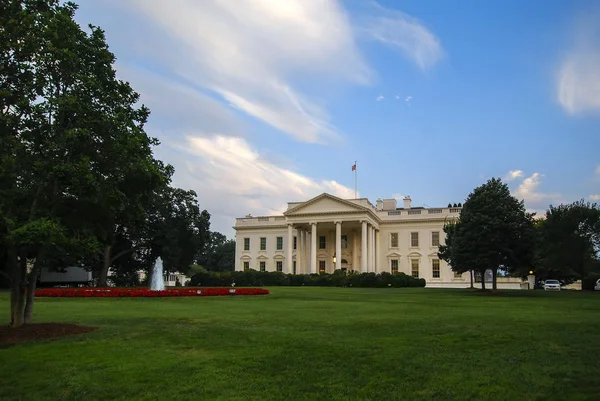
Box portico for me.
[282,194,380,274]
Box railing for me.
[257,217,269,222]
[449,208,461,213]
[428,209,442,214]
[388,211,401,216]
[407,210,421,215]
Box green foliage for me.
[188,270,426,288]
[537,200,600,285]
[438,178,537,288]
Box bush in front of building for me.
[188,269,426,288]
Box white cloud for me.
[557,13,600,114]
[510,172,562,213]
[355,2,443,70]
[175,135,355,234]
[376,95,384,101]
[405,96,412,102]
[392,193,405,200]
[395,95,400,100]
[504,169,524,182]
[117,0,372,144]
[589,194,600,201]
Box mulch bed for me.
[0,323,98,345]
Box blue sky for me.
[73,0,600,237]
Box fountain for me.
[150,257,165,291]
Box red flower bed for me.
[35,287,269,298]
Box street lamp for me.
[333,253,336,264]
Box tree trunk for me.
[24,248,46,323]
[492,268,498,290]
[97,245,112,287]
[9,247,26,328]
[469,270,474,288]
[480,270,486,290]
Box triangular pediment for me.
[284,193,366,216]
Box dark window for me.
[276,237,283,250]
[244,238,250,251]
[319,236,326,249]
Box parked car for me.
[594,279,600,291]
[544,279,561,291]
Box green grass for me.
[1,288,600,401]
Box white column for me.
[375,229,380,273]
[296,229,306,274]
[335,221,342,271]
[305,231,310,274]
[361,221,368,273]
[287,224,293,274]
[369,225,375,272]
[352,229,359,273]
[311,222,317,274]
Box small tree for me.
[448,203,452,208]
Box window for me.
[432,232,440,247]
[319,260,326,274]
[391,233,398,248]
[244,238,250,251]
[293,261,296,275]
[260,237,266,251]
[276,236,283,250]
[391,259,399,274]
[411,259,419,277]
[411,232,419,247]
[454,271,462,278]
[276,261,283,272]
[341,235,348,249]
[294,236,297,250]
[243,261,250,271]
[432,259,440,278]
[319,236,326,249]
[260,261,266,272]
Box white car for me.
[594,279,600,291]
[544,279,561,291]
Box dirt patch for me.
[0,323,98,345]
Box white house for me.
[234,193,473,287]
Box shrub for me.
[189,270,426,288]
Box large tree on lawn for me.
[537,200,600,286]
[438,178,537,289]
[0,0,164,325]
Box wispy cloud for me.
[115,0,372,144]
[376,95,384,101]
[355,1,443,70]
[175,135,355,232]
[557,12,600,115]
[589,194,600,201]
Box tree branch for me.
[110,245,142,264]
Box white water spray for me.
[150,257,165,291]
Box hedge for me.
[189,269,426,288]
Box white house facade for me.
[234,193,470,287]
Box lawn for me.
[1,288,599,401]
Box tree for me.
[537,200,600,286]
[438,178,536,289]
[0,0,166,325]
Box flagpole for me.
[354,160,357,199]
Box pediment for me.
[284,193,366,216]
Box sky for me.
[73,0,600,238]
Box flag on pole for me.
[352,161,357,199]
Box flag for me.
[352,163,356,171]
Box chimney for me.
[376,199,383,210]
[403,196,412,209]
